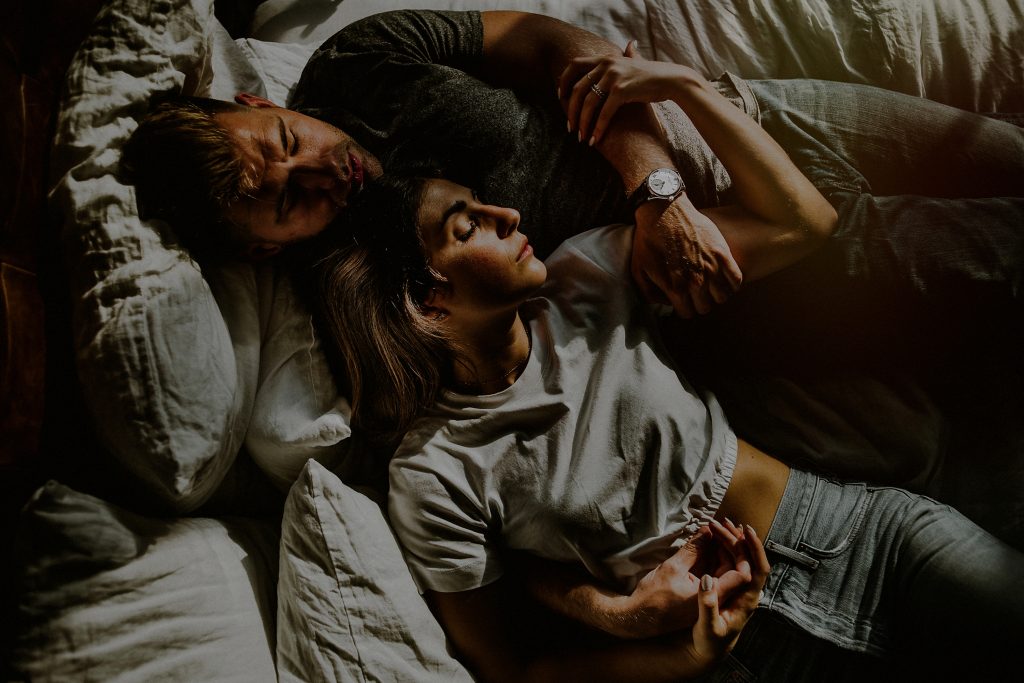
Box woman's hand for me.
[559,42,691,146]
[687,522,771,667]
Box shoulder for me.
[389,418,477,501]
[318,10,483,60]
[543,223,635,295]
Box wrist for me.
[601,593,649,639]
[633,189,691,226]
[628,167,686,215]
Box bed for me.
[4,0,1022,680]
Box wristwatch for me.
[628,168,686,212]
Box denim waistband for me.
[760,469,887,655]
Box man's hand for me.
[558,42,744,315]
[617,520,761,639]
[633,198,743,317]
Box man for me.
[126,9,1023,326]
[125,10,772,318]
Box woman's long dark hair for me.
[307,172,456,447]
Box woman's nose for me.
[484,205,521,237]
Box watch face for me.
[648,169,682,197]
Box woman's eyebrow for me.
[441,199,467,226]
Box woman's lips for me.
[518,241,533,261]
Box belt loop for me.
[765,539,820,570]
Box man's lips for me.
[348,153,364,193]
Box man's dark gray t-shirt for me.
[290,10,733,257]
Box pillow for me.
[235,38,318,106]
[250,0,1024,112]
[51,0,353,509]
[10,481,279,682]
[246,266,351,491]
[277,459,473,682]
[249,0,642,48]
[51,0,265,510]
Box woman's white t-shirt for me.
[388,224,737,593]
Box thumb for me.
[697,574,723,635]
[623,39,639,58]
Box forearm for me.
[667,67,836,236]
[521,556,643,638]
[432,581,712,683]
[519,553,698,640]
[480,11,675,194]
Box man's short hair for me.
[121,96,256,262]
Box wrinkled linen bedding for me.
[11,0,1023,681]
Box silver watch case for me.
[629,168,685,211]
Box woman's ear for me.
[420,286,451,320]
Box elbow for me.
[819,202,839,238]
[801,201,838,245]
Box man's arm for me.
[429,525,770,683]
[517,522,756,640]
[428,579,711,683]
[480,12,743,317]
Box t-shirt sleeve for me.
[547,224,677,318]
[291,10,482,127]
[388,449,504,594]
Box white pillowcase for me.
[52,0,351,508]
[53,0,259,510]
[246,266,351,491]
[10,481,280,682]
[277,459,472,682]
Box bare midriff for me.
[716,439,791,539]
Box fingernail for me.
[567,121,571,133]
[631,39,639,51]
[746,524,758,537]
[700,575,713,591]
[557,87,561,99]
[724,517,735,527]
[577,131,582,143]
[588,136,596,146]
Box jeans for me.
[700,469,1024,682]
[693,78,1024,374]
[678,79,1024,556]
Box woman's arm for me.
[564,48,839,282]
[431,526,770,683]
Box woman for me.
[310,55,1024,682]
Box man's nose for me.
[293,168,337,191]
[288,151,341,188]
